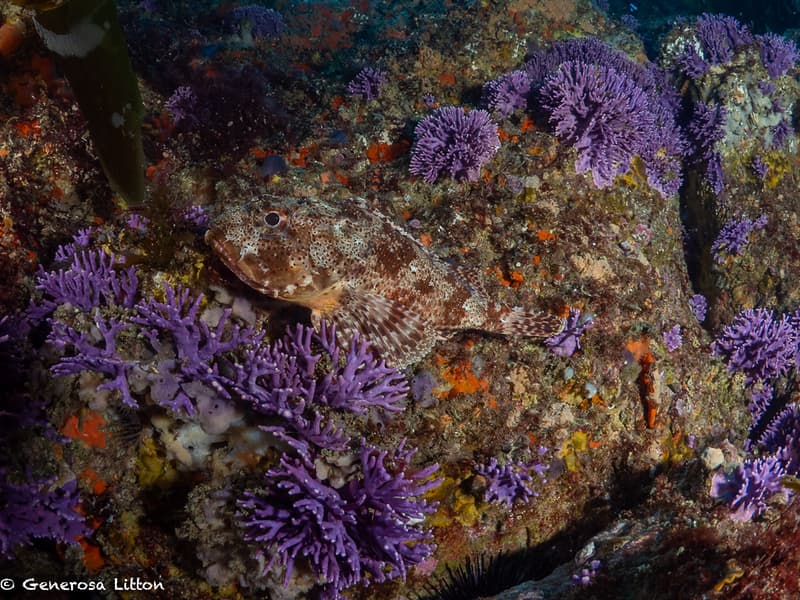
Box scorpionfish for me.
[206,197,564,368]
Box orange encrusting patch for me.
[438,71,457,86]
[62,410,108,449]
[14,120,40,137]
[78,538,105,571]
[435,359,489,399]
[626,337,658,428]
[289,144,318,167]
[79,468,107,495]
[366,140,410,164]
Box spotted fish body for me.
[205,197,564,368]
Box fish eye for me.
[264,211,282,227]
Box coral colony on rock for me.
[4,0,800,598]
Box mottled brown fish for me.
[205,197,563,368]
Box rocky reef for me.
[2,1,800,599]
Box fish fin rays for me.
[328,288,439,368]
[486,305,565,338]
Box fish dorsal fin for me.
[485,304,565,338]
[326,288,440,369]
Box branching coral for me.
[524,37,686,196]
[711,308,796,385]
[540,61,654,189]
[346,67,387,101]
[0,473,88,559]
[409,107,500,183]
[36,240,138,312]
[710,215,768,263]
[238,441,440,599]
[482,70,532,118]
[475,454,549,507]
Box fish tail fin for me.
[486,304,565,338]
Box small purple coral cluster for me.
[689,293,708,322]
[710,214,768,263]
[711,308,795,385]
[710,307,800,519]
[475,451,549,508]
[757,33,800,79]
[409,107,500,183]
[678,13,753,72]
[544,308,593,357]
[676,14,797,81]
[674,15,798,195]
[687,102,728,194]
[165,86,199,128]
[663,324,682,352]
[346,67,387,101]
[482,70,532,118]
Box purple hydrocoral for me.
[0,473,88,559]
[687,102,727,195]
[482,70,532,118]
[346,67,387,101]
[48,313,137,407]
[747,383,774,424]
[755,404,800,465]
[689,293,708,322]
[705,153,725,195]
[771,118,793,149]
[688,102,727,162]
[756,33,799,78]
[36,241,138,312]
[524,37,686,197]
[676,44,710,78]
[237,440,439,599]
[710,215,767,263]
[695,13,753,65]
[751,155,768,180]
[475,455,548,507]
[539,61,654,188]
[130,285,255,414]
[230,322,407,455]
[663,324,682,352]
[544,308,593,357]
[409,107,500,183]
[165,86,199,127]
[711,308,797,385]
[711,454,787,521]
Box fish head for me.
[205,197,370,302]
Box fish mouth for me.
[205,229,240,265]
[205,229,277,295]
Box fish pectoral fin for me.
[305,284,345,316]
[330,289,438,369]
